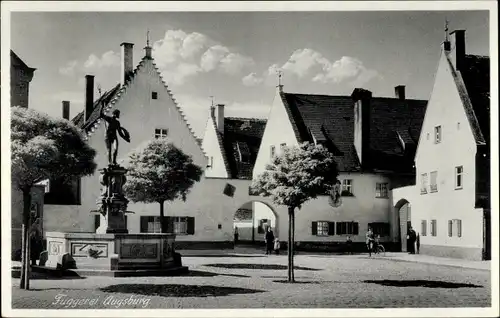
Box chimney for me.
[395,85,405,100]
[351,88,372,168]
[216,104,225,134]
[62,101,70,120]
[450,30,466,71]
[84,75,94,122]
[120,42,134,85]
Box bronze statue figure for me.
[99,108,131,165]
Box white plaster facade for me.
[392,35,489,260]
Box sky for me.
[11,10,489,138]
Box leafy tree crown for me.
[123,138,203,204]
[11,106,97,190]
[251,142,338,209]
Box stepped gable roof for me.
[280,92,427,172]
[220,117,267,179]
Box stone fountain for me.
[43,110,185,276]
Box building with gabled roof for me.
[393,29,491,260]
[10,50,36,108]
[252,81,428,250]
[44,40,273,249]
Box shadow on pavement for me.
[364,279,483,288]
[12,270,86,280]
[204,264,321,271]
[272,280,323,284]
[183,254,266,258]
[182,270,250,278]
[99,284,265,297]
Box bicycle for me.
[367,240,386,257]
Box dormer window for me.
[152,92,158,100]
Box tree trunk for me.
[159,201,165,268]
[159,201,165,233]
[20,188,32,290]
[291,207,295,282]
[287,206,295,283]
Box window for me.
[140,216,162,233]
[280,143,287,149]
[455,166,463,189]
[336,222,359,235]
[430,219,437,236]
[312,221,334,236]
[426,133,430,140]
[434,125,442,143]
[152,92,158,99]
[430,171,438,192]
[44,176,81,205]
[341,179,353,196]
[173,217,188,235]
[421,220,427,236]
[368,222,390,237]
[420,173,428,194]
[375,183,389,198]
[154,128,168,139]
[457,122,461,130]
[209,156,214,168]
[448,219,462,237]
[140,216,194,234]
[270,145,276,159]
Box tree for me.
[251,142,338,282]
[123,138,203,234]
[11,107,97,290]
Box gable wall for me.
[202,118,229,178]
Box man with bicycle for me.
[366,227,375,257]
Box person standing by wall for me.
[265,227,275,255]
[234,226,239,245]
[416,233,420,254]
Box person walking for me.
[408,226,417,254]
[234,227,239,245]
[345,236,353,255]
[274,238,281,255]
[264,227,275,255]
[416,233,420,254]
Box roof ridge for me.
[446,55,486,145]
[212,116,232,177]
[225,116,267,122]
[285,91,427,102]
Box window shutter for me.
[336,222,342,235]
[457,220,462,237]
[165,216,174,233]
[124,215,128,230]
[140,216,148,233]
[311,222,318,235]
[448,220,453,237]
[94,215,100,231]
[187,217,195,235]
[353,222,359,235]
[328,222,335,235]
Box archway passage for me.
[395,199,411,252]
[233,201,278,247]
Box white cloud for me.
[83,51,121,69]
[59,51,120,77]
[278,48,379,85]
[242,72,264,86]
[163,63,202,85]
[200,45,230,72]
[153,30,211,69]
[220,53,254,75]
[282,48,329,78]
[181,32,210,59]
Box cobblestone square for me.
[11,253,491,309]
